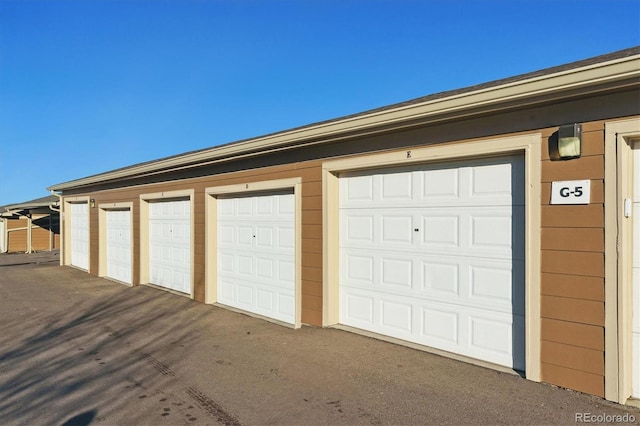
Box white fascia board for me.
[49,55,640,192]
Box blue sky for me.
[0,0,638,205]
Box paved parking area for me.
[0,251,638,425]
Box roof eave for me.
[48,53,640,192]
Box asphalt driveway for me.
[0,251,638,425]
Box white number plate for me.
[550,180,591,205]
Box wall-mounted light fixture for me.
[549,123,582,160]
[90,199,95,208]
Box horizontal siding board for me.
[541,250,604,277]
[541,340,603,375]
[302,238,322,254]
[541,155,603,182]
[32,227,51,251]
[541,228,604,252]
[541,272,604,301]
[541,295,604,326]
[541,318,603,351]
[302,252,322,268]
[302,294,322,311]
[541,362,603,397]
[8,230,27,252]
[541,205,603,228]
[302,195,322,210]
[7,218,27,229]
[302,280,323,297]
[302,181,322,197]
[302,224,322,239]
[295,166,323,181]
[302,210,322,225]
[302,307,322,326]
[580,121,604,132]
[302,266,322,283]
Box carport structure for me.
[0,195,60,254]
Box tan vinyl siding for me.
[540,121,606,397]
[7,218,27,253]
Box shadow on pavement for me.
[0,266,211,425]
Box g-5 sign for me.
[550,180,591,205]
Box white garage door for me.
[632,141,640,398]
[70,202,89,270]
[217,191,296,325]
[149,199,191,294]
[339,155,525,370]
[106,209,132,284]
[0,220,5,253]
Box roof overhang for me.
[48,50,640,192]
[0,195,61,216]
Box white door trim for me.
[140,189,195,298]
[99,202,134,286]
[322,133,542,381]
[605,117,640,403]
[205,178,302,328]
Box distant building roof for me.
[0,195,60,213]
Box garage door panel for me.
[468,315,513,358]
[421,168,460,199]
[421,215,459,247]
[341,174,374,204]
[70,203,89,270]
[382,215,414,245]
[149,199,191,294]
[470,160,522,199]
[219,225,235,244]
[342,214,374,244]
[342,250,522,315]
[220,275,295,323]
[218,279,235,304]
[339,155,525,369]
[381,257,413,288]
[342,207,521,260]
[422,307,459,344]
[238,284,254,306]
[342,253,374,284]
[344,292,375,324]
[217,192,296,325]
[105,209,132,284]
[341,285,523,368]
[278,193,295,215]
[278,227,295,249]
[380,299,413,333]
[381,172,414,201]
[422,261,460,295]
[219,252,294,289]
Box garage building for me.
[48,47,640,404]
